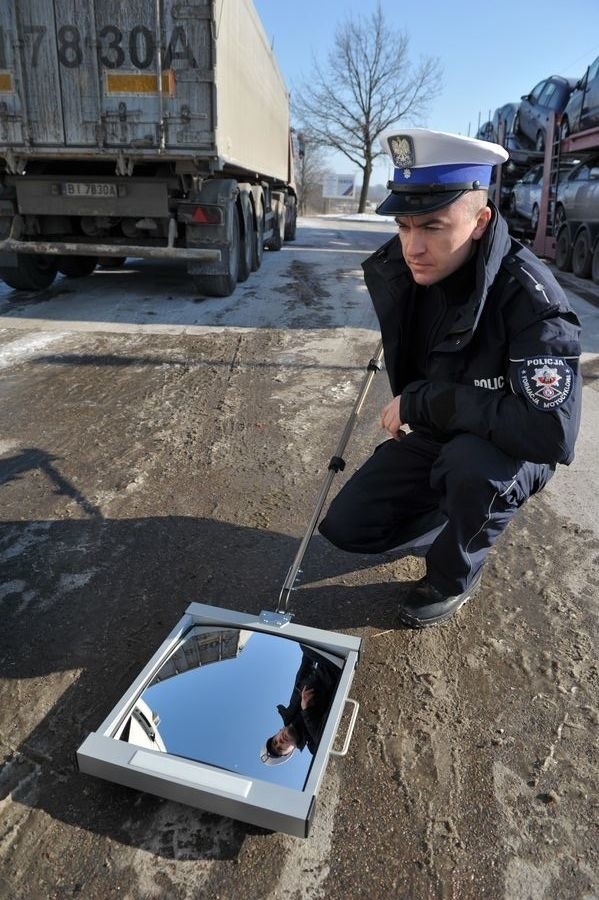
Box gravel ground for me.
[0,219,597,900]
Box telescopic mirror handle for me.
[276,341,384,614]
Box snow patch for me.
[0,439,20,456]
[0,521,52,563]
[58,570,98,592]
[0,331,69,369]
[0,579,26,601]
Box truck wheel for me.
[284,197,297,241]
[191,205,241,298]
[251,200,265,271]
[238,197,253,283]
[572,230,592,278]
[554,224,572,272]
[57,256,98,278]
[267,201,285,251]
[592,241,599,285]
[0,254,58,291]
[98,257,127,268]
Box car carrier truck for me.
[0,0,297,296]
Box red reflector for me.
[192,205,222,224]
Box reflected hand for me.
[380,395,406,440]
[301,686,315,709]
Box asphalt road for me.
[0,218,597,900]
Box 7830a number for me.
[0,24,198,70]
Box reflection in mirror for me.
[112,625,343,791]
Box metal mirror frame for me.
[77,602,362,838]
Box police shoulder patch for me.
[517,356,574,411]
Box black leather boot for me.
[398,570,483,628]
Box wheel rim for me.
[531,205,539,232]
[535,132,544,152]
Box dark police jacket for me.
[362,205,582,465]
[277,648,339,755]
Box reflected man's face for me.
[270,726,296,756]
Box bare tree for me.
[293,131,331,215]
[294,4,442,213]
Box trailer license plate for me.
[62,182,117,197]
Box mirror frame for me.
[77,602,362,838]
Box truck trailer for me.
[0,0,297,296]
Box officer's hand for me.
[380,395,406,440]
[301,687,315,709]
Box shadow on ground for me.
[0,509,406,861]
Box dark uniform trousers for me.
[319,430,554,595]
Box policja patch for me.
[517,357,574,411]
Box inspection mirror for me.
[77,602,361,837]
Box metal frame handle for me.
[276,340,384,614]
[330,698,360,757]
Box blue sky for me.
[253,0,599,185]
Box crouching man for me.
[319,127,582,628]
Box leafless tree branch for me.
[293,3,442,211]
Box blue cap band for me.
[392,162,493,188]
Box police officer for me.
[319,128,582,628]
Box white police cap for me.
[377,126,509,216]
[260,743,295,766]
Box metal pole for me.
[276,340,384,614]
[155,0,166,151]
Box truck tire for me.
[554,224,572,272]
[57,256,98,278]
[191,205,241,298]
[0,254,58,291]
[592,241,599,285]
[238,196,253,283]
[251,199,265,271]
[284,196,297,241]
[266,200,285,251]
[572,230,592,279]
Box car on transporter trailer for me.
[508,161,578,234]
[554,154,599,282]
[560,56,599,140]
[514,75,578,152]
